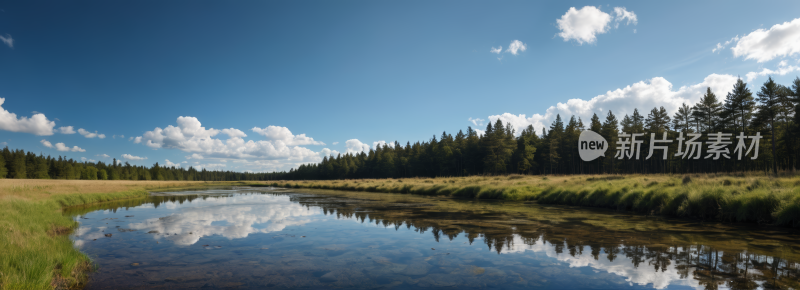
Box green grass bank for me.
[0,180,227,290]
[266,174,800,227]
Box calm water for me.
[67,187,800,289]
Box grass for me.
[0,179,231,290]
[264,173,800,226]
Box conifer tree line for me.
[283,76,800,179]
[0,147,280,181]
[3,76,799,181]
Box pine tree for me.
[693,87,722,132]
[672,103,694,133]
[756,76,780,175]
[0,153,6,178]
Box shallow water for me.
[68,187,800,289]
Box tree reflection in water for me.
[66,187,800,289]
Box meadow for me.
[3,174,800,289]
[269,173,800,227]
[0,180,229,290]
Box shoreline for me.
[262,173,800,227]
[0,180,236,290]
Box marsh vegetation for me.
[270,173,800,226]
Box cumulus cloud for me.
[96,154,110,158]
[732,17,800,62]
[372,140,395,149]
[58,126,76,134]
[488,73,738,135]
[164,159,181,167]
[80,157,97,163]
[122,154,147,161]
[332,142,339,145]
[505,40,527,55]
[557,6,636,45]
[186,153,204,160]
[490,46,502,54]
[469,117,485,127]
[77,128,105,139]
[320,148,340,157]
[41,139,86,152]
[0,34,12,48]
[121,194,319,246]
[133,117,323,169]
[612,7,637,27]
[500,235,702,289]
[250,126,324,146]
[746,60,800,81]
[0,98,56,136]
[345,139,371,154]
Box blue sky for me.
[1,1,800,172]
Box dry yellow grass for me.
[0,179,221,201]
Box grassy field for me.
[268,173,800,227]
[3,174,800,289]
[0,180,229,290]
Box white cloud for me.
[96,154,110,158]
[41,139,86,152]
[186,153,204,160]
[612,7,637,28]
[221,128,247,138]
[746,60,800,81]
[164,159,181,167]
[557,6,636,45]
[0,34,12,48]
[712,35,740,53]
[122,154,147,161]
[345,139,371,154]
[468,117,485,127]
[250,125,324,146]
[731,17,800,62]
[332,141,339,145]
[77,128,106,139]
[115,160,122,165]
[121,194,319,246]
[487,73,738,135]
[0,98,56,136]
[372,140,395,149]
[133,117,323,171]
[557,6,611,45]
[319,148,340,157]
[490,46,502,54]
[80,157,96,163]
[58,126,76,134]
[505,40,527,55]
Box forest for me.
[284,76,800,179]
[1,76,799,181]
[0,147,276,181]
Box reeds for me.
[263,174,800,226]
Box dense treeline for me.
[284,76,800,179]
[0,147,279,181]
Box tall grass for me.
[0,179,232,289]
[262,174,800,226]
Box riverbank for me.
[265,174,800,227]
[0,180,230,290]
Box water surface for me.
[68,187,800,289]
